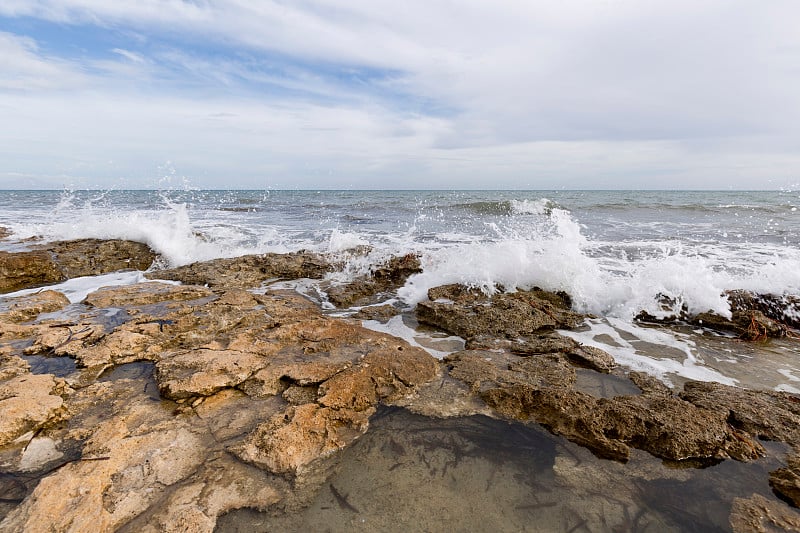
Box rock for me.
[679,381,800,444]
[566,345,616,373]
[770,451,800,508]
[83,282,213,308]
[148,252,331,289]
[0,226,10,239]
[0,290,70,323]
[0,350,30,381]
[354,304,400,322]
[234,403,373,475]
[465,333,579,354]
[0,239,157,294]
[0,250,64,294]
[42,239,156,279]
[416,284,585,340]
[0,374,72,447]
[326,254,422,307]
[728,289,800,330]
[155,349,267,400]
[729,493,800,532]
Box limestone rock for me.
[0,226,10,239]
[234,403,373,475]
[770,451,800,508]
[326,254,422,307]
[148,252,331,289]
[729,493,800,532]
[354,304,400,322]
[156,349,267,400]
[83,282,213,308]
[416,284,584,340]
[0,250,64,294]
[42,239,157,279]
[0,374,71,447]
[0,290,70,323]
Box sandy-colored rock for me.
[0,374,71,447]
[680,381,800,444]
[0,250,64,294]
[0,350,30,381]
[1,408,207,532]
[354,304,401,322]
[156,349,267,400]
[42,239,157,279]
[234,403,373,475]
[83,282,213,308]
[729,493,800,532]
[0,290,70,323]
[148,252,331,288]
[566,344,616,373]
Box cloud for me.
[1,1,800,188]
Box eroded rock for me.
[148,252,331,289]
[0,250,64,294]
[770,451,800,508]
[0,290,70,323]
[729,493,800,532]
[416,284,584,340]
[0,374,72,447]
[326,254,422,307]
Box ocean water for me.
[1,189,799,391]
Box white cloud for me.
[1,1,800,188]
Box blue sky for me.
[1,1,799,190]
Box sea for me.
[1,189,799,393]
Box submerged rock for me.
[148,252,331,289]
[729,493,800,532]
[0,227,10,239]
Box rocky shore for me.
[1,237,799,531]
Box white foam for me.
[361,315,456,359]
[559,318,739,387]
[0,271,175,303]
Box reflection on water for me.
[217,406,790,532]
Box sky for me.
[1,1,799,190]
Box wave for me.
[452,198,558,216]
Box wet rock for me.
[679,381,800,444]
[0,250,64,294]
[416,284,584,340]
[0,374,72,447]
[42,239,156,279]
[770,451,800,508]
[729,493,800,532]
[83,282,213,308]
[234,403,373,476]
[481,383,762,463]
[0,226,10,239]
[148,252,331,289]
[354,304,401,322]
[565,345,616,373]
[465,333,579,354]
[0,290,70,323]
[326,254,422,307]
[0,239,156,294]
[0,350,30,381]
[728,289,800,330]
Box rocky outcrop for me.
[416,284,584,339]
[148,252,331,289]
[0,251,64,294]
[444,350,762,463]
[0,239,157,294]
[326,254,422,307]
[0,227,10,239]
[0,290,70,323]
[637,289,800,339]
[770,452,800,508]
